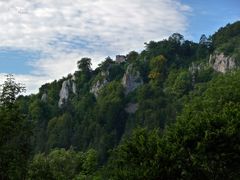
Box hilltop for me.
[1,21,240,179]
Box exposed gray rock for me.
[189,62,204,86]
[41,93,48,103]
[72,82,77,94]
[101,71,109,77]
[125,103,138,114]
[199,34,212,46]
[71,74,76,81]
[209,53,236,73]
[199,34,208,44]
[90,79,108,97]
[90,71,109,97]
[58,80,71,108]
[58,75,78,108]
[122,64,143,95]
[71,75,77,94]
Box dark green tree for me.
[0,74,26,108]
[0,74,31,180]
[27,148,98,180]
[77,57,92,73]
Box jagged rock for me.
[58,75,78,108]
[199,34,208,44]
[189,62,202,73]
[58,80,71,108]
[101,71,109,77]
[125,103,138,114]
[71,74,76,81]
[122,64,143,95]
[90,71,109,97]
[72,82,77,94]
[90,79,108,97]
[41,93,48,103]
[189,62,203,85]
[209,53,236,73]
[199,34,212,47]
[71,75,77,94]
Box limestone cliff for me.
[41,93,48,103]
[58,76,77,108]
[90,71,109,97]
[122,64,143,95]
[209,52,236,73]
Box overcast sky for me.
[0,0,239,94]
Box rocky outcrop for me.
[125,103,138,114]
[71,75,77,94]
[122,64,143,95]
[199,34,212,46]
[189,62,204,86]
[90,71,109,97]
[90,79,108,97]
[41,93,48,103]
[58,80,71,108]
[209,53,236,73]
[58,76,77,108]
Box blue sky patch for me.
[0,48,41,74]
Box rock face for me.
[189,62,204,86]
[90,79,108,97]
[41,93,48,103]
[71,75,77,94]
[199,34,212,46]
[90,71,109,97]
[125,103,138,114]
[209,53,236,73]
[58,80,71,108]
[122,64,143,95]
[58,77,77,108]
[199,34,208,44]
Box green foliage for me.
[0,74,26,108]
[165,69,192,98]
[212,21,240,59]
[0,75,31,180]
[27,148,98,180]
[104,70,240,179]
[161,71,240,179]
[2,22,240,179]
[96,81,125,129]
[93,81,126,161]
[165,102,240,179]
[168,33,184,43]
[212,21,240,48]
[148,55,167,83]
[104,128,161,179]
[97,56,114,72]
[136,84,168,129]
[108,64,125,81]
[46,113,73,150]
[77,57,92,73]
[27,153,54,180]
[126,51,139,63]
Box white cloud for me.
[0,0,191,94]
[0,73,52,95]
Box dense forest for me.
[1,21,240,179]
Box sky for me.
[0,0,239,94]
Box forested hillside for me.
[1,21,240,179]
